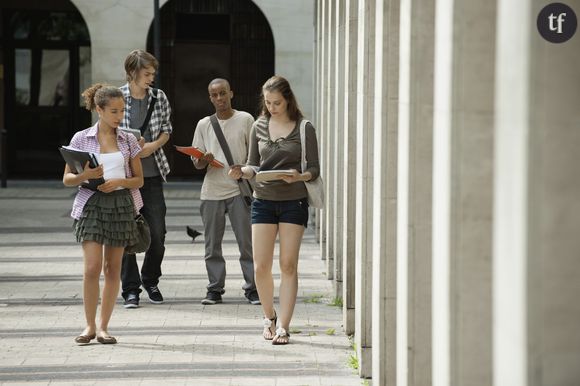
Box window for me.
[39,50,69,106]
[79,47,91,106]
[15,49,31,106]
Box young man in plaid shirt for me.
[119,50,172,308]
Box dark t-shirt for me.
[247,116,320,201]
[130,96,159,177]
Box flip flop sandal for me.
[263,313,277,340]
[96,334,117,344]
[272,327,290,345]
[74,333,96,344]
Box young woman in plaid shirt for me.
[63,84,144,344]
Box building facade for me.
[314,0,580,385]
[0,0,314,178]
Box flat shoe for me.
[272,327,290,345]
[96,335,117,344]
[74,333,96,344]
[263,313,277,340]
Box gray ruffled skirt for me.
[73,189,139,247]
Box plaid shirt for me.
[119,83,173,180]
[68,122,144,219]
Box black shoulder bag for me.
[209,114,253,208]
[139,88,158,134]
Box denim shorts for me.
[251,198,309,228]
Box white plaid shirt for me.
[68,122,144,219]
[119,83,173,180]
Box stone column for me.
[355,0,376,378]
[342,0,358,336]
[397,0,435,384]
[324,0,336,279]
[71,0,167,87]
[432,0,496,384]
[371,0,400,384]
[318,0,329,258]
[494,1,580,385]
[332,0,346,298]
[314,0,324,244]
[319,0,329,263]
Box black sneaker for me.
[246,290,261,305]
[201,291,223,305]
[145,286,164,304]
[123,293,139,309]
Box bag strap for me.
[209,114,235,166]
[138,88,158,134]
[299,119,310,173]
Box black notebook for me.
[59,146,105,190]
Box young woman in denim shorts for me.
[229,76,320,345]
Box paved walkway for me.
[0,181,362,386]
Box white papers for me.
[255,170,295,182]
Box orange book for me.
[174,146,224,168]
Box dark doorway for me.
[147,0,275,178]
[1,0,91,178]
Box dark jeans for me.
[121,176,166,299]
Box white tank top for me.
[98,152,125,190]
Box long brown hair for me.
[259,76,303,122]
[81,83,123,111]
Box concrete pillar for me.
[397,0,435,384]
[332,0,346,298]
[71,0,169,87]
[342,0,358,336]
[354,0,375,378]
[314,0,324,243]
[494,1,580,385]
[371,0,400,384]
[432,0,496,385]
[324,0,336,279]
[318,0,328,259]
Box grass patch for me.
[347,353,359,370]
[289,328,302,334]
[308,332,317,336]
[304,294,324,303]
[325,328,336,335]
[328,296,343,308]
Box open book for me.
[120,127,141,140]
[255,170,295,183]
[59,146,105,190]
[174,146,224,168]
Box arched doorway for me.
[1,0,91,178]
[147,0,275,178]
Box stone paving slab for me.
[0,181,363,385]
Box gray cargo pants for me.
[199,195,255,294]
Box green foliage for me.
[328,296,343,307]
[347,353,359,370]
[325,328,336,335]
[304,294,324,303]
